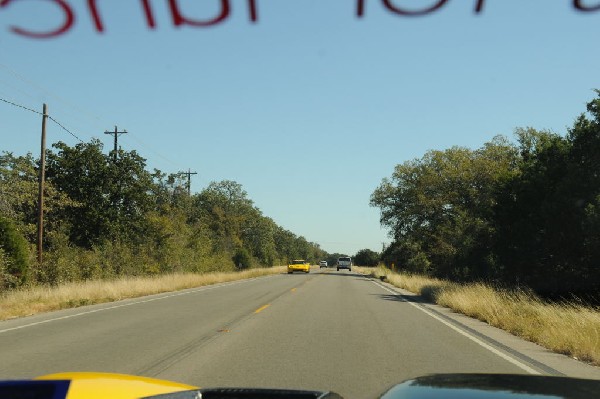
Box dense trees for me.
[371,136,518,279]
[353,248,380,266]
[372,92,600,296]
[7,92,599,296]
[45,140,155,247]
[494,94,600,294]
[0,141,325,287]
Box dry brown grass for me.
[0,266,286,321]
[356,266,600,366]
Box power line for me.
[125,132,185,169]
[2,97,84,143]
[2,96,198,181]
[1,64,190,171]
[0,63,105,126]
[48,116,84,142]
[0,65,186,170]
[0,97,41,115]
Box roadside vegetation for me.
[358,266,600,366]
[0,266,285,321]
[0,140,326,292]
[370,92,600,299]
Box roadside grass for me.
[356,266,600,366]
[0,266,286,321]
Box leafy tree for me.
[493,128,571,290]
[373,91,600,296]
[150,170,190,215]
[371,136,518,280]
[494,93,600,294]
[242,214,277,266]
[273,226,300,262]
[194,180,255,252]
[0,151,77,253]
[0,152,38,228]
[45,140,155,247]
[353,248,380,266]
[567,92,600,293]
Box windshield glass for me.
[1,2,600,399]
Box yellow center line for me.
[254,304,270,314]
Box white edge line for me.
[0,276,270,335]
[370,279,541,375]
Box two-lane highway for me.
[1,268,599,398]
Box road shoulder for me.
[367,276,600,380]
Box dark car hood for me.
[380,374,600,399]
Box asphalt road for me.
[1,268,599,398]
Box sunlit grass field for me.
[0,266,285,321]
[356,266,600,366]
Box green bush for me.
[0,215,30,285]
[232,247,253,270]
[0,248,20,289]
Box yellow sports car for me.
[287,259,310,274]
[3,372,341,399]
[22,372,195,399]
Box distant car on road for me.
[319,261,328,268]
[288,259,310,274]
[337,257,352,271]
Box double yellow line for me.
[254,304,271,314]
[254,286,299,314]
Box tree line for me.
[371,92,600,297]
[0,139,326,289]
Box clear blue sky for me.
[1,1,599,256]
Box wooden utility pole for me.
[37,104,48,264]
[180,169,198,196]
[104,126,127,161]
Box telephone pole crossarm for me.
[104,126,128,160]
[179,169,198,196]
